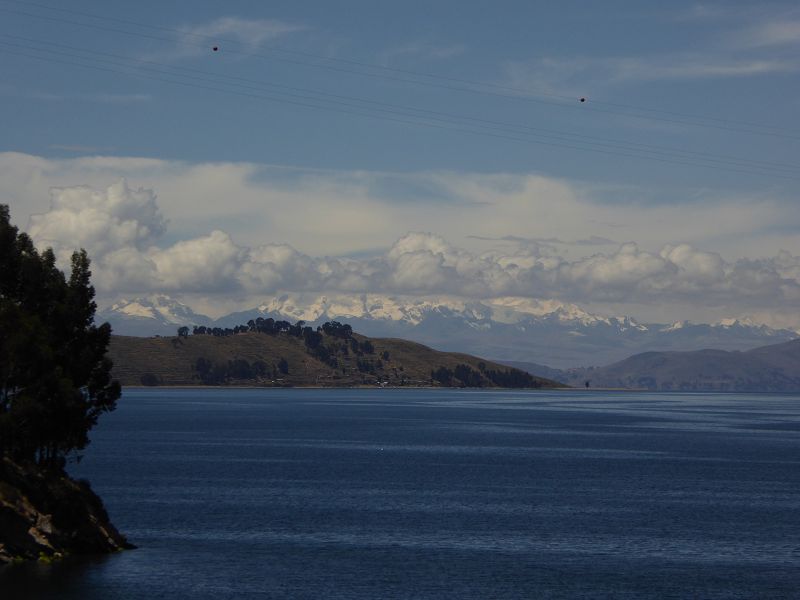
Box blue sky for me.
[1,1,799,326]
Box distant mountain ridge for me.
[564,338,800,392]
[99,293,797,369]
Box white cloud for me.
[149,230,245,292]
[20,179,800,311]
[660,244,725,286]
[4,152,795,264]
[164,16,304,60]
[28,179,166,257]
[739,20,800,48]
[503,10,800,94]
[564,242,671,290]
[504,54,798,97]
[3,152,800,319]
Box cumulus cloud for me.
[149,230,245,292]
[3,152,796,263]
[4,152,799,322]
[28,179,166,257]
[22,179,800,313]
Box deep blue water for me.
[3,389,800,599]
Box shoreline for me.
[119,384,665,392]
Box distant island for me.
[109,319,564,389]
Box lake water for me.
[2,389,800,598]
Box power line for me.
[2,0,793,135]
[3,43,798,181]
[4,33,798,176]
[1,1,798,141]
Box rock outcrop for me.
[0,457,133,564]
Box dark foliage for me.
[0,205,121,470]
[357,358,375,373]
[303,328,324,349]
[483,368,541,388]
[454,364,484,387]
[320,321,353,339]
[431,366,454,385]
[192,356,273,385]
[140,373,161,386]
[430,363,540,388]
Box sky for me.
[1,1,799,327]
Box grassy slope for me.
[108,332,564,388]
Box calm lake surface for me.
[3,389,800,598]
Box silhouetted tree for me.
[0,205,120,469]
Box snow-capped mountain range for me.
[227,294,647,329]
[99,293,798,369]
[106,295,205,323]
[97,295,212,337]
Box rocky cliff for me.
[0,457,133,565]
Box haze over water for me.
[3,389,800,598]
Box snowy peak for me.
[256,294,494,326]
[714,317,759,329]
[98,295,212,336]
[249,293,656,332]
[101,295,209,327]
[711,316,795,336]
[486,297,607,325]
[613,315,649,332]
[660,320,690,332]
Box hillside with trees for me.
[109,319,562,389]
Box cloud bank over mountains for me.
[22,176,800,322]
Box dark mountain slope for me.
[567,339,800,391]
